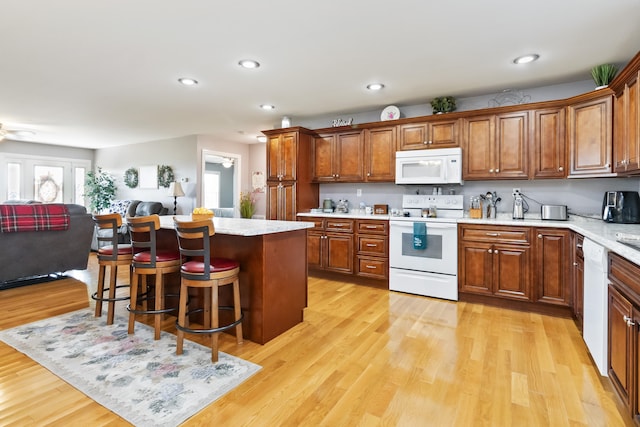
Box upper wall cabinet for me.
[567,91,614,177]
[612,51,640,175]
[312,130,365,182]
[462,112,529,180]
[267,131,298,181]
[531,107,567,179]
[364,126,396,182]
[397,118,460,150]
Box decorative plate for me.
[381,105,400,121]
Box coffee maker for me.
[602,191,640,223]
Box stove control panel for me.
[401,195,464,210]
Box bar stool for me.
[173,218,244,363]
[127,214,181,340]
[92,213,133,325]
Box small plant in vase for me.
[430,96,457,114]
[239,189,258,219]
[591,63,618,89]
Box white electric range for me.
[389,194,463,301]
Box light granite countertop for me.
[297,211,640,265]
[161,215,314,237]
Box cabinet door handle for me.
[558,166,564,171]
[365,226,377,229]
[366,243,377,247]
[576,244,583,248]
[538,234,542,239]
[605,163,610,168]
[624,315,636,327]
[367,172,371,176]
[485,233,500,236]
[423,141,428,145]
[494,250,498,255]
[487,249,493,254]
[365,265,377,269]
[573,262,578,266]
[489,169,494,173]
[495,169,500,173]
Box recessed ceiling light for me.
[178,77,198,86]
[260,104,275,110]
[257,136,267,143]
[513,54,540,65]
[238,59,260,69]
[366,83,385,91]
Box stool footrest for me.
[175,306,244,335]
[92,285,130,303]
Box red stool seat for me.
[182,258,240,274]
[133,250,180,263]
[98,244,133,256]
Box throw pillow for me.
[108,200,131,218]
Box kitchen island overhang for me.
[159,216,315,344]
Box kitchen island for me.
[159,216,315,344]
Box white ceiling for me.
[1,0,639,149]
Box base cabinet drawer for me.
[356,256,388,279]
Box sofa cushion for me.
[108,200,132,217]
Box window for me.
[203,171,220,208]
[7,162,21,200]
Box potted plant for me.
[239,189,258,219]
[85,167,116,213]
[591,64,618,89]
[430,96,457,114]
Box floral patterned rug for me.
[0,309,261,426]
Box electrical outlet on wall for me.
[512,188,521,197]
[356,189,362,197]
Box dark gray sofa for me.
[0,203,94,285]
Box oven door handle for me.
[390,222,457,230]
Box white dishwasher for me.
[582,238,609,376]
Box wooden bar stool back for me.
[127,214,181,340]
[92,213,133,325]
[173,218,243,363]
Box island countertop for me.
[161,215,315,236]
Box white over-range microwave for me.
[395,147,462,185]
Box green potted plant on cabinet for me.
[85,167,116,213]
[430,96,457,114]
[591,63,618,89]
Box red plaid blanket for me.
[0,204,70,232]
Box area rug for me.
[0,309,261,426]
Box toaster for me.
[541,205,568,221]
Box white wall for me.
[95,135,197,215]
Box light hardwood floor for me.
[0,254,633,426]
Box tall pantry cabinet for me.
[263,127,319,221]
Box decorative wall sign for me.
[139,165,158,189]
[332,118,353,127]
[252,171,265,192]
[124,167,138,188]
[157,165,174,188]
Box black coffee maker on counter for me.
[602,191,640,223]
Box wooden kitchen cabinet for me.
[263,127,319,221]
[534,228,571,306]
[364,127,396,182]
[312,130,365,182]
[567,91,614,177]
[462,112,528,180]
[267,182,295,222]
[607,252,640,421]
[397,118,459,150]
[531,107,567,178]
[612,52,640,174]
[572,233,584,331]
[458,224,532,301]
[305,217,354,274]
[355,219,388,280]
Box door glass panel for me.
[7,162,21,200]
[74,167,85,205]
[401,233,443,259]
[203,172,220,208]
[34,165,63,203]
[401,159,443,179]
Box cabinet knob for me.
[429,141,433,145]
[423,141,428,145]
[494,250,498,255]
[367,172,371,176]
[489,169,494,173]
[488,249,493,254]
[495,169,500,173]
[576,243,583,248]
[538,234,542,238]
[605,163,610,168]
[573,262,578,266]
[558,166,564,171]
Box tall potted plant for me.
[591,64,618,89]
[85,167,116,213]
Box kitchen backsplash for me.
[318,178,640,217]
